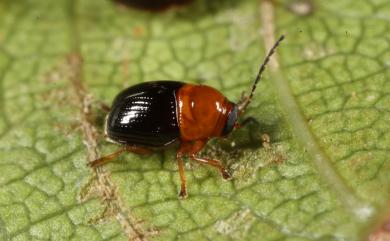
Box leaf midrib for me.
[259,0,375,221]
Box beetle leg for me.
[88,147,128,168]
[179,140,231,180]
[175,140,204,198]
[176,153,188,199]
[190,155,231,180]
[96,100,111,113]
[126,146,152,155]
[88,146,151,168]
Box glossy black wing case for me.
[106,81,184,147]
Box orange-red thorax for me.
[176,84,234,141]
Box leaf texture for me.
[0,0,389,240]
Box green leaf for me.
[0,0,389,240]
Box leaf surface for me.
[0,0,389,240]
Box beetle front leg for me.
[175,140,203,199]
[176,152,188,199]
[180,140,232,180]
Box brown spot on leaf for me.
[132,26,145,37]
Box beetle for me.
[89,35,284,198]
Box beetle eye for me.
[221,105,238,136]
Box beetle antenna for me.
[238,35,285,113]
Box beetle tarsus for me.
[221,169,232,180]
[179,188,188,199]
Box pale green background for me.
[0,0,389,240]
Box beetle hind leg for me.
[88,147,127,168]
[88,146,151,168]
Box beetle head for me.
[221,104,239,136]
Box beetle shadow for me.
[202,116,286,164]
[186,116,286,184]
